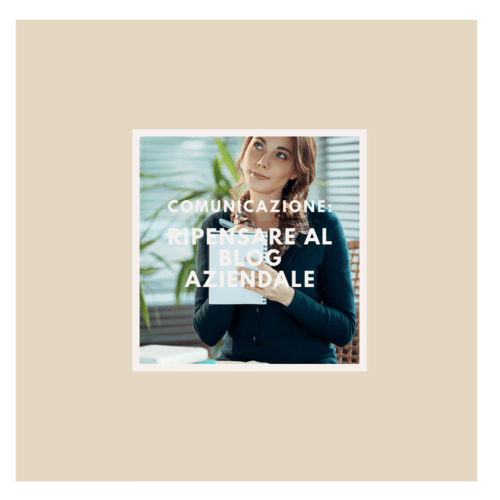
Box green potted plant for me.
[140,138,239,329]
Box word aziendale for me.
[167,199,329,213]
[185,270,315,289]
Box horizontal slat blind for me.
[319,137,360,241]
[140,305,202,344]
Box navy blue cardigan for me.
[193,207,356,363]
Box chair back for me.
[335,240,360,364]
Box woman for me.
[193,136,356,364]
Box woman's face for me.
[241,136,296,198]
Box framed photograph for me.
[134,130,367,370]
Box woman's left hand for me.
[236,259,295,307]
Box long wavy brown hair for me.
[229,136,317,227]
[229,137,317,261]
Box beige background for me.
[16,21,476,480]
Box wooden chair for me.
[334,240,360,364]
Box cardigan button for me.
[256,306,260,313]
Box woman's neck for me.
[247,191,281,230]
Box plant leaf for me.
[175,189,211,204]
[140,236,162,252]
[140,266,163,276]
[212,157,222,186]
[219,173,233,191]
[144,188,210,221]
[312,180,334,187]
[140,172,161,178]
[153,305,162,326]
[174,262,192,306]
[193,212,208,229]
[214,137,238,182]
[140,283,151,330]
[149,252,173,270]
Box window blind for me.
[317,136,360,241]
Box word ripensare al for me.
[167,228,333,246]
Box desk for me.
[215,361,268,364]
